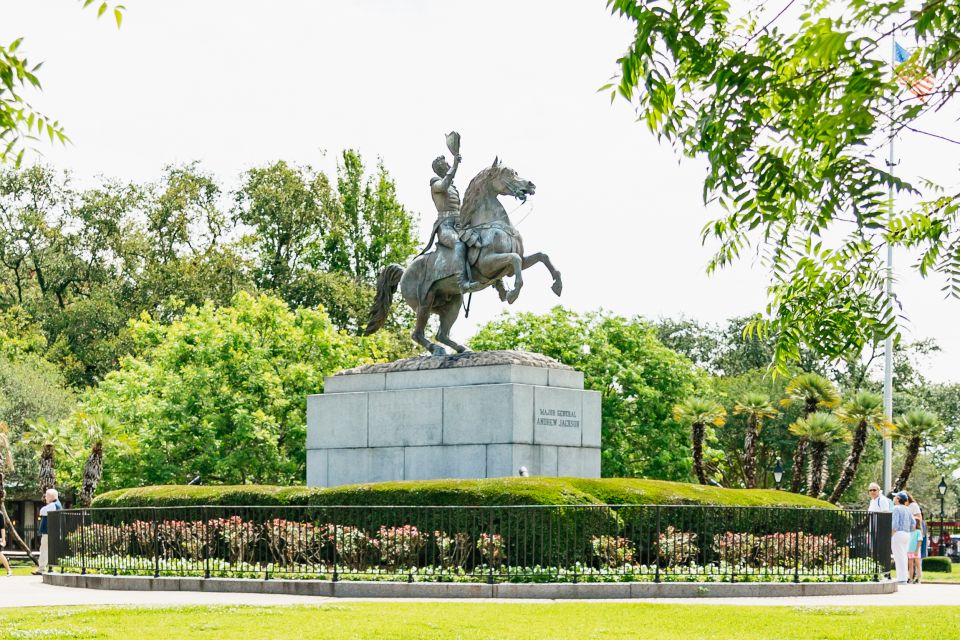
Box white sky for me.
[2,0,957,384]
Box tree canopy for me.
[608,0,960,374]
[69,292,404,489]
[0,156,418,387]
[471,307,700,480]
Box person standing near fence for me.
[866,482,891,557]
[33,488,62,576]
[868,483,891,512]
[907,519,924,583]
[890,492,914,584]
[906,492,925,583]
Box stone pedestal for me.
[306,351,601,487]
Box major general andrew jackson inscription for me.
[537,408,580,428]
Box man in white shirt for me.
[34,488,62,575]
[867,483,891,512]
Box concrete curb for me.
[43,573,897,599]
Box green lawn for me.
[896,570,960,583]
[0,604,959,639]
[0,564,37,577]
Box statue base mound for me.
[306,350,600,487]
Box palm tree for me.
[789,412,849,498]
[893,410,941,492]
[828,391,891,504]
[733,393,778,488]
[0,422,38,566]
[673,398,726,485]
[781,373,841,493]
[78,413,117,507]
[24,417,73,495]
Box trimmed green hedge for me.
[93,477,834,509]
[922,556,953,573]
[86,479,845,571]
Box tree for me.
[781,373,841,492]
[74,292,400,488]
[1,2,123,166]
[789,412,849,498]
[829,391,890,504]
[732,393,778,488]
[0,349,75,493]
[319,151,419,285]
[233,153,419,333]
[24,416,75,495]
[893,409,941,491]
[608,0,960,373]
[673,398,727,485]
[471,307,699,479]
[233,160,331,295]
[0,422,37,565]
[76,412,118,507]
[0,164,251,386]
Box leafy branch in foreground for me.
[0,1,125,165]
[607,0,960,373]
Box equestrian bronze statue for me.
[363,132,563,355]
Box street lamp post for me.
[773,457,784,491]
[939,475,948,555]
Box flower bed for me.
[59,515,883,583]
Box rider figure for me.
[430,153,480,292]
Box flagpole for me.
[882,33,896,494]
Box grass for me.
[0,603,959,639]
[893,570,960,583]
[0,562,38,577]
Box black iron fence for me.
[47,505,892,583]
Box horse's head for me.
[487,157,536,202]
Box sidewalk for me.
[0,576,958,608]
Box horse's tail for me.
[363,264,404,336]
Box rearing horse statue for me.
[363,158,562,355]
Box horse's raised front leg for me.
[475,252,524,304]
[521,252,562,296]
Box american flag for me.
[894,42,935,102]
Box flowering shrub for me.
[128,520,155,555]
[66,524,128,556]
[712,532,759,566]
[657,526,698,566]
[324,525,370,569]
[157,520,207,561]
[265,519,324,565]
[590,535,636,568]
[433,531,472,569]
[373,525,428,567]
[799,533,845,567]
[208,516,256,564]
[755,532,844,568]
[476,533,506,567]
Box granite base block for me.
[307,362,601,486]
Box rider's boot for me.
[456,243,482,293]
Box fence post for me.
[152,509,160,579]
[794,509,800,584]
[203,507,210,579]
[332,512,339,583]
[488,509,494,585]
[654,506,661,584]
[569,507,578,585]
[80,510,87,576]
